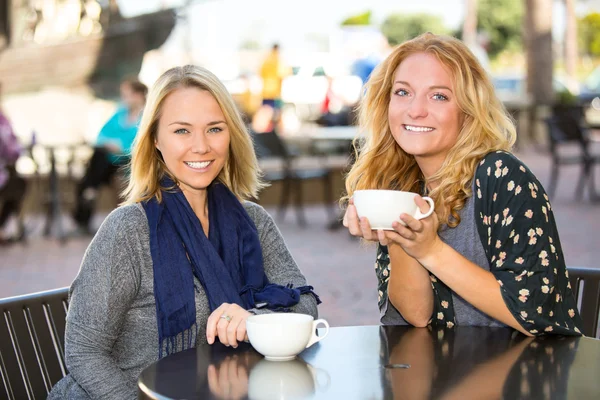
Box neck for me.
[415,155,444,191]
[181,187,209,221]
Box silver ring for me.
[220,314,232,322]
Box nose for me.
[407,94,428,119]
[191,132,211,154]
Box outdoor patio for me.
[1,147,599,327]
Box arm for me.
[398,152,581,335]
[469,152,582,335]
[249,203,318,318]
[385,243,434,327]
[419,241,530,335]
[65,207,144,399]
[96,111,123,153]
[344,198,433,327]
[206,204,319,348]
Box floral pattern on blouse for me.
[376,151,584,335]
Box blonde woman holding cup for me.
[343,33,582,336]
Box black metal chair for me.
[252,129,336,227]
[544,113,600,201]
[0,287,69,399]
[567,266,600,338]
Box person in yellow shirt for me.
[260,44,288,114]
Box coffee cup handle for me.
[414,196,435,220]
[306,319,329,348]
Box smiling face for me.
[388,52,463,175]
[155,86,230,198]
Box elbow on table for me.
[406,316,430,328]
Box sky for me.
[118,0,467,51]
[116,0,596,53]
[116,0,599,80]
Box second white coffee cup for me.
[246,313,329,361]
[353,189,435,230]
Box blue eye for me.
[208,126,223,133]
[432,93,448,101]
[394,89,409,96]
[174,128,189,134]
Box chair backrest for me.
[251,130,291,160]
[0,287,69,400]
[545,114,587,145]
[567,266,600,338]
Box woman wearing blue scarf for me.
[49,66,320,400]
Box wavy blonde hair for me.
[345,33,516,227]
[122,65,265,204]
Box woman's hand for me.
[381,196,444,263]
[343,198,379,241]
[206,303,252,348]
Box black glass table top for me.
[138,325,600,400]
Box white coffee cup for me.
[246,313,329,361]
[352,189,435,230]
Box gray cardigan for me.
[49,202,318,399]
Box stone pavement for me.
[1,148,599,327]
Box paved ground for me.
[1,148,599,327]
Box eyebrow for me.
[167,120,226,126]
[394,81,453,92]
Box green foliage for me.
[477,0,524,57]
[556,89,577,105]
[341,11,372,26]
[579,13,600,56]
[380,13,448,46]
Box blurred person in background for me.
[343,33,582,336]
[0,83,26,244]
[49,65,319,399]
[72,78,147,232]
[260,43,289,117]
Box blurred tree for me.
[462,0,478,46]
[579,12,600,56]
[380,13,448,46]
[341,11,372,26]
[477,0,524,57]
[239,39,261,50]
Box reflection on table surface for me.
[138,325,600,400]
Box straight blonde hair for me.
[345,33,516,227]
[122,65,266,204]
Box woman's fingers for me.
[217,314,231,346]
[415,195,432,214]
[399,213,423,233]
[236,319,247,343]
[226,314,244,349]
[344,204,362,236]
[206,304,228,344]
[359,216,377,240]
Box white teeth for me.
[185,161,211,169]
[404,125,434,132]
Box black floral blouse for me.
[376,151,584,335]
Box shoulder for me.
[98,203,148,237]
[477,151,530,175]
[243,201,273,226]
[475,151,538,190]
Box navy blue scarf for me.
[143,179,319,356]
